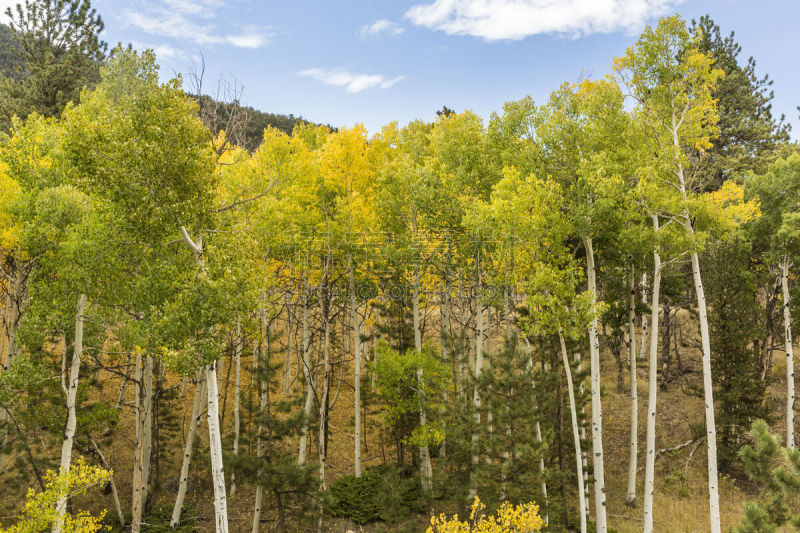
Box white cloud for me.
[405,0,684,41]
[123,2,271,50]
[299,68,405,93]
[131,41,188,60]
[360,18,405,37]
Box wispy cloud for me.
[131,41,188,60]
[406,0,684,41]
[359,18,405,37]
[123,1,270,50]
[299,68,405,93]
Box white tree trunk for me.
[318,282,332,491]
[298,280,314,465]
[783,257,795,449]
[688,248,721,533]
[575,351,590,524]
[171,370,206,527]
[469,266,485,500]
[206,360,230,532]
[639,272,649,363]
[53,293,87,533]
[90,438,126,529]
[643,228,663,533]
[131,349,144,533]
[284,297,293,400]
[142,355,154,506]
[583,236,607,533]
[253,308,270,533]
[559,329,587,533]
[626,263,638,507]
[350,261,362,477]
[231,318,242,495]
[179,225,230,532]
[413,261,433,492]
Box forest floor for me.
[3,310,792,532]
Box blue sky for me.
[4,1,797,137]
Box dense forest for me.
[1,1,799,532]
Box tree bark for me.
[350,259,363,477]
[559,329,587,533]
[583,236,607,533]
[206,360,229,532]
[171,370,206,527]
[90,438,126,529]
[412,260,433,492]
[626,263,638,507]
[783,257,795,449]
[52,293,87,533]
[231,318,242,495]
[252,307,270,533]
[298,277,314,465]
[643,224,663,533]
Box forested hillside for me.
[1,2,799,533]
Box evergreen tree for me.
[0,1,106,129]
[692,15,791,190]
[704,236,771,471]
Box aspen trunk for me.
[206,360,229,532]
[469,266,485,500]
[626,263,638,507]
[53,293,87,533]
[643,226,663,533]
[252,308,270,532]
[298,278,314,465]
[131,351,153,533]
[171,371,206,527]
[575,351,590,525]
[689,248,721,533]
[318,281,331,490]
[559,329,587,533]
[90,438,125,529]
[582,236,607,533]
[231,318,242,495]
[639,272,649,362]
[783,257,795,449]
[350,260,362,477]
[284,297,293,400]
[412,260,433,492]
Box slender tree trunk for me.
[298,278,314,465]
[252,307,270,533]
[643,224,663,533]
[639,273,649,362]
[783,257,795,449]
[412,260,433,492]
[575,351,590,525]
[284,297,293,400]
[626,263,638,507]
[171,371,206,527]
[559,329,587,533]
[318,280,331,491]
[0,271,24,469]
[582,236,607,533]
[350,259,363,477]
[90,438,125,529]
[52,294,87,533]
[469,263,484,500]
[231,317,242,495]
[689,247,721,533]
[206,360,229,532]
[142,355,154,510]
[131,351,153,533]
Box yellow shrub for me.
[427,496,545,533]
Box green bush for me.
[325,465,423,525]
